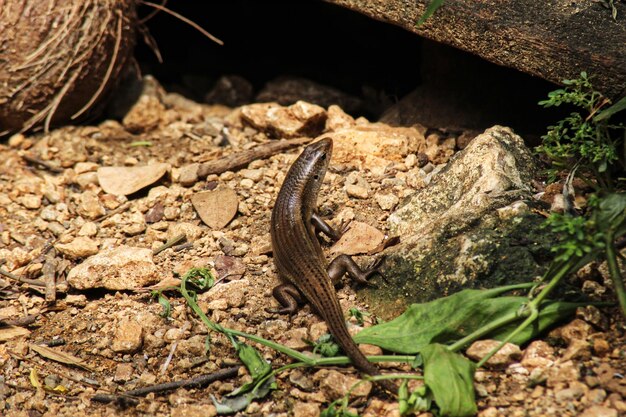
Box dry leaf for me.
[330,221,385,256]
[191,187,239,229]
[30,368,42,389]
[0,325,30,341]
[98,163,169,196]
[29,343,93,371]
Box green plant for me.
[536,71,625,188]
[536,72,626,316]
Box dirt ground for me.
[0,85,625,417]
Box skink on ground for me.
[270,137,395,392]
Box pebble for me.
[346,184,369,199]
[67,246,159,290]
[521,340,555,368]
[77,191,106,219]
[374,193,399,211]
[547,360,580,388]
[592,337,610,356]
[313,369,372,400]
[54,236,100,259]
[114,363,134,382]
[19,194,42,209]
[240,101,327,138]
[555,381,586,403]
[240,178,254,189]
[466,340,522,368]
[111,319,144,353]
[168,222,203,242]
[292,402,320,417]
[579,405,618,417]
[282,328,310,350]
[178,163,199,186]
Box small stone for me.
[586,388,607,404]
[579,405,617,417]
[562,339,591,361]
[556,319,592,345]
[54,237,99,259]
[76,172,99,189]
[145,202,165,223]
[47,222,67,236]
[114,363,134,382]
[375,193,399,211]
[168,222,204,242]
[592,337,610,356]
[240,178,254,189]
[164,328,185,342]
[547,360,580,388]
[76,191,106,219]
[198,279,250,311]
[78,222,98,237]
[478,406,499,417]
[171,404,217,417]
[326,104,355,131]
[123,222,147,236]
[345,184,369,199]
[466,340,522,368]
[555,381,586,403]
[8,133,25,147]
[67,246,158,290]
[282,328,310,350]
[240,101,327,138]
[178,163,199,186]
[65,294,87,307]
[19,194,42,209]
[292,402,320,417]
[240,169,263,182]
[112,319,143,353]
[74,162,99,174]
[521,340,555,368]
[313,369,372,400]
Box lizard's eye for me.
[313,174,320,180]
[321,153,326,160]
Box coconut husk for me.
[0,0,137,135]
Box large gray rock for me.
[362,126,553,318]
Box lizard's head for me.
[302,136,332,180]
[293,137,333,200]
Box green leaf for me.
[354,285,583,353]
[421,344,477,417]
[182,267,215,290]
[594,193,626,228]
[212,378,274,414]
[416,0,445,26]
[151,291,171,318]
[230,344,272,396]
[488,300,584,344]
[310,334,341,358]
[213,343,275,414]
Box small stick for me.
[91,366,240,404]
[21,154,63,173]
[197,137,313,178]
[42,256,57,303]
[1,314,38,327]
[173,242,193,252]
[153,234,187,256]
[0,267,46,287]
